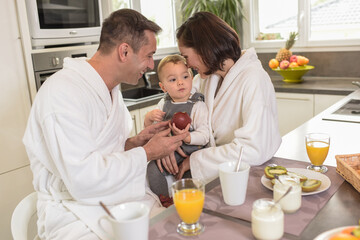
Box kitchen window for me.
[112,0,181,57]
[243,0,360,52]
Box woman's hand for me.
[157,153,178,175]
[175,156,190,180]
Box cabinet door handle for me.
[132,115,138,134]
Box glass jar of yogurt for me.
[251,198,284,240]
[273,175,302,213]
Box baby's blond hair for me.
[157,54,192,82]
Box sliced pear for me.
[264,166,287,179]
[301,179,321,192]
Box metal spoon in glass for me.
[272,185,293,207]
[235,146,244,172]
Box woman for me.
[175,12,282,183]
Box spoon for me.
[273,186,293,206]
[100,201,115,219]
[235,146,244,172]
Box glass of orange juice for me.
[305,133,330,173]
[171,178,205,236]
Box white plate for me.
[314,226,357,240]
[261,168,331,196]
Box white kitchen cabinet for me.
[276,93,314,136]
[0,0,34,238]
[129,104,158,136]
[276,93,347,136]
[0,166,34,240]
[314,94,344,115]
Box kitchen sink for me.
[121,87,164,102]
[322,99,360,123]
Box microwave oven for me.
[26,0,103,49]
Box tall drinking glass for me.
[171,178,205,236]
[305,133,330,173]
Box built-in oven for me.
[32,47,97,90]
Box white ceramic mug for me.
[98,202,150,240]
[219,161,250,206]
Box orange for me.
[329,233,358,240]
[342,227,357,235]
[269,59,279,69]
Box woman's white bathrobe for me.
[190,48,282,183]
[23,58,161,239]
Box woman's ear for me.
[118,43,129,62]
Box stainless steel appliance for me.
[26,0,102,49]
[32,47,97,90]
[322,98,360,123]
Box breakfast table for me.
[148,89,360,240]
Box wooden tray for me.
[335,153,360,193]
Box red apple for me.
[171,112,191,130]
[280,60,290,69]
[290,55,297,63]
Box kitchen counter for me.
[124,77,360,111]
[124,94,164,111]
[272,77,359,95]
[275,88,360,167]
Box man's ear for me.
[118,43,129,61]
[159,82,166,93]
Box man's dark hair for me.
[98,9,161,54]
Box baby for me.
[145,54,209,197]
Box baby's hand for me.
[170,122,190,135]
[148,109,165,122]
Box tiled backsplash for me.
[122,51,360,91]
[258,51,360,79]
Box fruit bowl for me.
[272,65,314,83]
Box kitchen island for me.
[275,88,360,167]
[149,88,360,240]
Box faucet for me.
[142,71,157,88]
[352,81,360,88]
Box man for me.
[23,9,187,239]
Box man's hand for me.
[125,121,169,150]
[143,128,189,161]
[175,156,190,180]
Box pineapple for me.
[276,32,298,62]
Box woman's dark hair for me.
[177,12,241,75]
[98,9,161,54]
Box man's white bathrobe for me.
[191,48,282,183]
[23,58,161,239]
